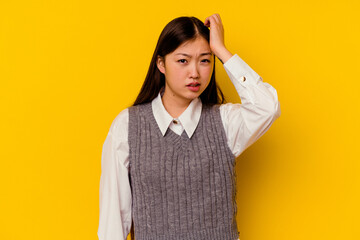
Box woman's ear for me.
[156,56,166,74]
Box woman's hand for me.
[204,13,233,64]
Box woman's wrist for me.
[213,47,233,64]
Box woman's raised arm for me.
[220,54,281,157]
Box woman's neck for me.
[161,92,192,118]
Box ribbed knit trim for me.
[136,224,239,240]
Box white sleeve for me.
[97,108,132,240]
[220,54,281,158]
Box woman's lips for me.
[186,82,200,92]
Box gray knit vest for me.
[128,102,239,240]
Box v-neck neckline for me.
[146,102,207,141]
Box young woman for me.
[97,13,281,240]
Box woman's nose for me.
[189,63,200,79]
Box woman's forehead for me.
[174,52,212,58]
[173,38,211,56]
[177,37,209,48]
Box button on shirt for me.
[97,54,281,240]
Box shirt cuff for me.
[223,53,261,86]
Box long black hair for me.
[133,16,225,106]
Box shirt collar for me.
[151,91,202,138]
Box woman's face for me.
[157,36,214,104]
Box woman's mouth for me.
[186,82,200,92]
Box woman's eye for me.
[178,59,210,64]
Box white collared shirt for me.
[98,54,281,240]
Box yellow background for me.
[1,0,358,239]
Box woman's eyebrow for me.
[175,52,212,57]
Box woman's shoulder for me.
[112,108,129,127]
[107,102,151,138]
[107,107,130,141]
[127,102,153,117]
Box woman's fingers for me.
[213,14,220,25]
[204,14,223,31]
[204,14,215,27]
[216,13,222,24]
[204,16,211,27]
[203,14,227,58]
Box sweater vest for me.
[128,102,239,240]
